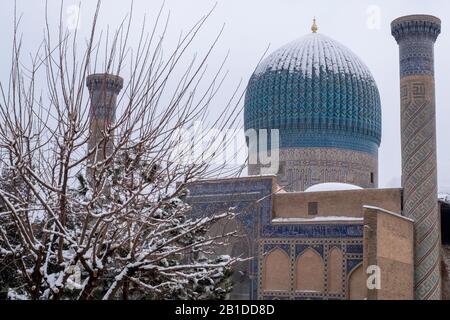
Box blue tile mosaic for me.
[391,17,441,76]
[295,244,324,257]
[346,244,364,254]
[244,33,382,155]
[346,259,363,274]
[263,244,290,255]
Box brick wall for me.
[363,206,414,300]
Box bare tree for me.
[0,1,245,300]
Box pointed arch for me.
[348,264,367,300]
[263,248,290,291]
[328,247,344,294]
[207,218,251,299]
[296,248,324,292]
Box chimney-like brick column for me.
[391,15,441,300]
[86,74,123,179]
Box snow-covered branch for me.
[0,0,244,301]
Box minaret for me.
[86,74,124,179]
[391,15,441,300]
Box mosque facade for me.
[187,15,450,300]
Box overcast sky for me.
[1,0,450,192]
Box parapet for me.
[391,14,441,43]
[86,73,124,94]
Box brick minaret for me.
[392,15,441,300]
[86,74,124,179]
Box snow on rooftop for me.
[439,193,450,203]
[305,183,363,193]
[363,205,414,223]
[272,216,363,223]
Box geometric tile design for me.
[259,238,363,300]
[392,15,442,300]
[264,244,290,255]
[295,244,324,258]
[346,259,363,274]
[244,33,382,155]
[249,147,378,191]
[391,15,441,77]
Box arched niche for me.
[296,248,324,293]
[348,264,367,300]
[263,248,290,292]
[206,217,251,299]
[327,247,344,294]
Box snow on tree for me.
[0,1,245,300]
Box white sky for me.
[1,0,450,192]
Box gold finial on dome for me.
[311,17,318,33]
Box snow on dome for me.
[244,32,382,155]
[253,33,373,79]
[305,183,363,193]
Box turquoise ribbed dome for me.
[244,33,382,154]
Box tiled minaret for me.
[391,15,441,300]
[86,74,124,178]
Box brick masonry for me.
[86,73,124,169]
[187,177,405,300]
[392,14,442,300]
[363,207,414,300]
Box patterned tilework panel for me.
[391,15,441,76]
[262,224,363,239]
[400,76,441,300]
[249,147,378,192]
[187,177,275,300]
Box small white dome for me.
[305,183,363,193]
